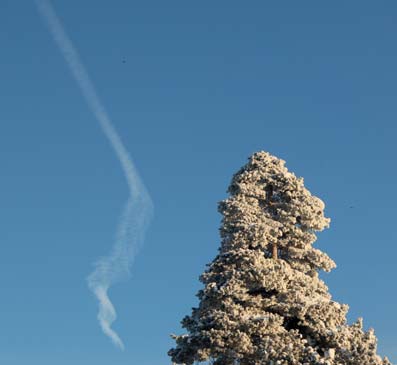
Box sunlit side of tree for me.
[169,151,391,365]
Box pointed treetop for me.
[220,151,334,275]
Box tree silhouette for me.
[169,151,391,365]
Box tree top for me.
[219,151,335,275]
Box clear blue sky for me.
[1,1,396,364]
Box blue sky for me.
[1,1,396,364]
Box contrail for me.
[35,0,153,350]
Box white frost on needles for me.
[169,151,391,365]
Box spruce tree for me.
[169,151,391,365]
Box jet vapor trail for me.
[35,0,153,350]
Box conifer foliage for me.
[169,151,391,365]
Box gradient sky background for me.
[1,1,396,364]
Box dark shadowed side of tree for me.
[168,151,391,365]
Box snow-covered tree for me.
[168,151,391,365]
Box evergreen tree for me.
[169,151,391,365]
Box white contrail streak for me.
[35,0,153,350]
